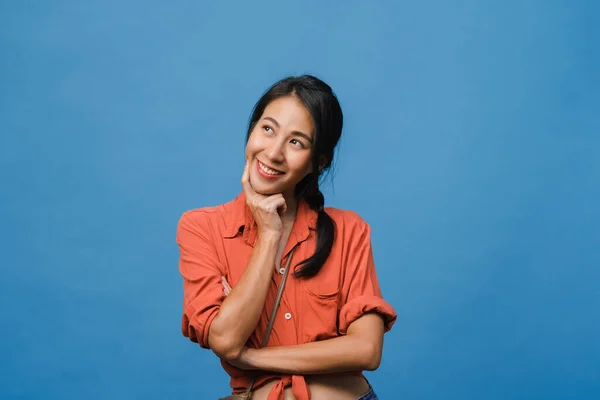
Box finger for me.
[279,198,287,215]
[241,160,257,200]
[222,280,230,296]
[222,276,232,291]
[261,194,286,213]
[274,195,287,214]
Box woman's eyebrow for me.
[263,116,313,143]
[263,116,280,128]
[292,130,313,144]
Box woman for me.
[176,75,397,400]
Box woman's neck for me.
[280,192,298,222]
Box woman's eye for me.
[290,139,304,148]
[263,126,273,133]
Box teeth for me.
[259,161,283,175]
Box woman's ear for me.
[318,156,328,171]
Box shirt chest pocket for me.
[297,260,341,343]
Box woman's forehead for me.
[261,96,314,138]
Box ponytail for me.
[244,75,343,278]
[293,175,335,278]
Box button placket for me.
[278,243,300,342]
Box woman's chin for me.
[252,181,290,196]
[253,186,280,196]
[249,175,291,196]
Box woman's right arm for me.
[207,230,280,360]
[178,219,280,361]
[178,161,286,361]
[211,162,287,360]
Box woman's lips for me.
[256,160,284,179]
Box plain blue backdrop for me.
[1,1,599,399]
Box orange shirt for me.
[176,192,397,399]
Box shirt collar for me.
[223,191,318,247]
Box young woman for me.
[176,75,397,400]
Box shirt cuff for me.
[338,295,397,335]
[182,305,221,349]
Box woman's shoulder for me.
[180,203,227,223]
[324,206,370,230]
[178,195,242,234]
[180,203,226,219]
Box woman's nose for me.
[265,141,285,163]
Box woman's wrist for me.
[235,347,259,370]
[258,229,283,240]
[258,230,282,245]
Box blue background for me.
[1,1,599,399]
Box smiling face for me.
[245,95,315,197]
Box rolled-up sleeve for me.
[176,211,226,349]
[338,220,397,335]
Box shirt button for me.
[279,268,286,274]
[284,312,292,320]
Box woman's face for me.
[245,95,315,197]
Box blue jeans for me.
[357,386,378,400]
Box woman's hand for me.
[222,276,232,296]
[241,160,287,237]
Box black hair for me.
[246,75,343,278]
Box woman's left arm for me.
[232,313,384,374]
[228,217,397,374]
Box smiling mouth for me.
[257,160,284,176]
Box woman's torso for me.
[179,192,396,396]
[212,194,361,350]
[250,375,371,400]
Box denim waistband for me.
[357,386,378,400]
